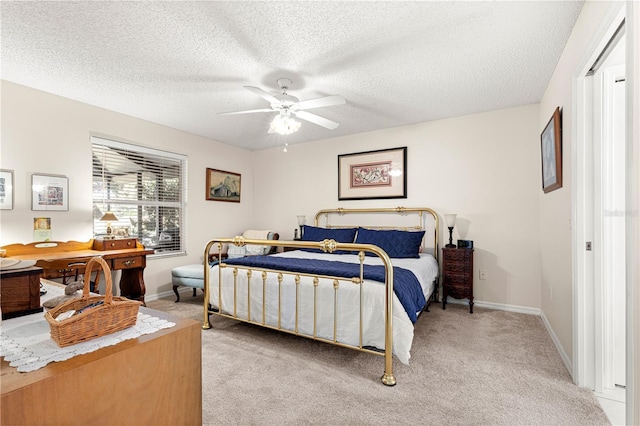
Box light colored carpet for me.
[148,293,609,425]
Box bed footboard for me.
[202,237,397,386]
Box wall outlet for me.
[479,269,487,280]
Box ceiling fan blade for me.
[217,108,273,116]
[294,111,340,130]
[244,86,281,104]
[295,95,345,111]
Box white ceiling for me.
[1,1,584,151]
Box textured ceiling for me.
[1,1,584,151]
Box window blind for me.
[91,136,187,255]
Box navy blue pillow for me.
[354,228,425,258]
[300,225,357,253]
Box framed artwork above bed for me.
[338,147,407,200]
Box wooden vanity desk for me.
[1,239,154,304]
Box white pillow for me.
[227,245,247,258]
[243,230,274,256]
[245,244,267,256]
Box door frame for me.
[573,2,640,423]
[572,3,625,391]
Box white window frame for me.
[91,136,187,257]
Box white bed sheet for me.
[208,251,438,364]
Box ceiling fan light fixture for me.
[219,79,344,135]
[270,113,301,135]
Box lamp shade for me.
[444,214,457,228]
[100,212,118,222]
[297,215,306,226]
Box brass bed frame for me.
[202,207,439,386]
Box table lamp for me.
[297,215,306,239]
[444,214,457,248]
[100,212,118,239]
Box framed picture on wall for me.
[31,173,69,211]
[541,107,562,193]
[206,168,241,202]
[0,169,14,210]
[338,147,407,200]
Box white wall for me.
[0,83,543,311]
[538,0,622,367]
[0,81,254,296]
[252,104,543,309]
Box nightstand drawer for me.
[446,284,472,299]
[443,249,472,262]
[443,261,470,274]
[443,273,470,285]
[94,238,138,251]
[113,256,145,270]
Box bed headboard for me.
[314,207,440,263]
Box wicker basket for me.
[45,256,142,347]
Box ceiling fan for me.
[218,78,346,134]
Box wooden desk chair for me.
[37,258,102,293]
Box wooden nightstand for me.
[442,247,474,313]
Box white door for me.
[592,50,626,401]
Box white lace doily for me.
[1,294,176,373]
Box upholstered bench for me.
[171,264,207,303]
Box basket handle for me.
[83,257,113,304]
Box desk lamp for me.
[100,212,118,239]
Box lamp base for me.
[446,227,455,248]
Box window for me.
[91,136,187,255]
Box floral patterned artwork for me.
[338,147,406,200]
[350,162,391,188]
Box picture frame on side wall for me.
[338,147,407,200]
[541,107,563,193]
[206,168,241,203]
[31,173,69,211]
[0,169,14,210]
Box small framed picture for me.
[31,173,69,211]
[541,107,562,193]
[206,168,241,203]
[0,169,14,210]
[338,147,407,200]
[34,217,52,242]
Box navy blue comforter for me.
[223,255,426,323]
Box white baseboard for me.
[540,310,573,375]
[145,287,188,302]
[444,298,572,375]
[443,297,541,315]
